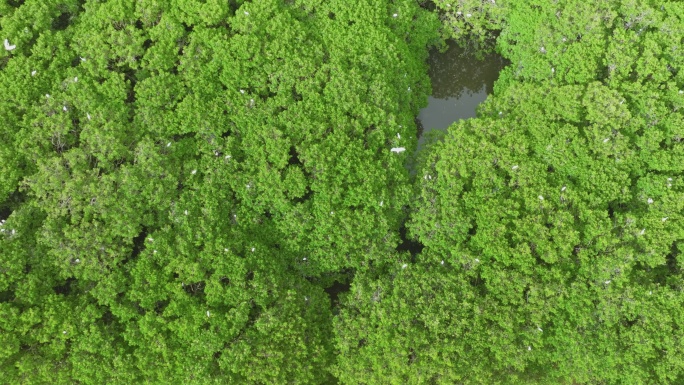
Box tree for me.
[1,0,440,383]
[333,2,684,382]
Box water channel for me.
[329,42,507,306]
[416,40,508,148]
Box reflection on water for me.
[417,41,507,146]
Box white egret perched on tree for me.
[390,147,405,153]
[4,39,16,51]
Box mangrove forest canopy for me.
[1,0,684,384]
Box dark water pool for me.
[417,41,507,147]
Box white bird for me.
[4,39,16,51]
[537,327,543,332]
[561,186,566,192]
[153,250,157,254]
[303,257,307,261]
[402,264,408,269]
[244,11,249,15]
[166,142,171,147]
[391,147,406,153]
[512,165,519,170]
[225,154,232,159]
[251,247,255,252]
[148,237,154,242]
[551,67,555,74]
[31,70,36,76]
[680,90,683,94]
[662,217,668,222]
[80,57,86,62]
[75,258,80,263]
[206,310,211,317]
[466,13,472,17]
[603,138,610,143]
[87,113,92,120]
[408,87,411,91]
[397,133,401,139]
[605,280,611,284]
[527,346,532,351]
[440,260,444,265]
[330,211,334,215]
[379,200,383,207]
[539,195,544,201]
[540,46,546,54]
[184,210,188,215]
[475,258,480,263]
[63,106,68,111]
[647,198,653,204]
[46,94,50,98]
[640,228,645,235]
[240,89,245,94]
[191,169,197,175]
[74,76,78,82]
[63,330,67,335]
[224,248,229,252]
[393,13,398,17]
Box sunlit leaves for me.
[2,0,441,382]
[387,2,684,383]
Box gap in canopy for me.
[416,40,508,149]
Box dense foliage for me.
[337,0,684,384]
[0,0,438,383]
[2,0,684,384]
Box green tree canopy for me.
[1,0,439,383]
[332,1,684,384]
